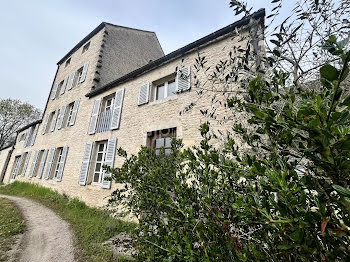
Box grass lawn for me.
[0,197,25,262]
[0,182,136,262]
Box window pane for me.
[165,137,171,148]
[156,84,165,100]
[167,80,176,96]
[95,163,101,172]
[97,153,103,161]
[155,138,164,149]
[98,144,104,151]
[165,149,171,156]
[93,173,100,182]
[155,149,160,155]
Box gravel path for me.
[0,194,76,262]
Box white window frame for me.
[92,141,107,185]
[53,148,63,179]
[11,156,21,179]
[154,79,176,101]
[105,98,114,112]
[66,103,74,127]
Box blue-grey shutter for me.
[28,150,39,178]
[56,146,68,182]
[57,105,67,130]
[80,62,89,83]
[101,138,117,189]
[21,152,31,176]
[44,148,56,180]
[60,75,69,95]
[175,66,191,92]
[42,115,50,135]
[37,149,48,179]
[50,83,58,100]
[30,124,39,146]
[110,88,125,130]
[137,83,150,105]
[69,99,80,126]
[88,98,101,134]
[50,109,59,132]
[67,71,76,90]
[79,142,93,185]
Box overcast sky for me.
[0,0,292,110]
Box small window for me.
[65,58,71,68]
[92,141,107,184]
[65,102,75,127]
[147,128,176,155]
[74,67,84,87]
[82,42,90,54]
[153,79,176,101]
[19,133,26,142]
[11,156,21,179]
[53,147,64,179]
[55,80,64,98]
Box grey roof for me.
[86,9,265,98]
[16,119,42,133]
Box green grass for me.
[0,182,136,262]
[0,197,25,262]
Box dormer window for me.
[65,58,71,68]
[82,42,90,54]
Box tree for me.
[108,1,350,261]
[0,98,41,149]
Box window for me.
[105,98,114,112]
[96,94,115,133]
[147,127,176,155]
[154,79,176,101]
[92,141,107,184]
[65,57,71,68]
[82,42,90,53]
[74,67,84,87]
[11,156,21,179]
[55,80,64,98]
[65,102,75,127]
[19,133,26,142]
[53,148,63,179]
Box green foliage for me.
[0,197,25,262]
[0,182,136,262]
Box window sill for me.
[149,95,178,106]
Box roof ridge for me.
[102,22,156,34]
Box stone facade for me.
[0,10,265,207]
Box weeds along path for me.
[0,194,76,262]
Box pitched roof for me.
[86,9,265,98]
[16,119,42,133]
[57,22,158,65]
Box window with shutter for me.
[147,127,177,156]
[56,105,67,130]
[44,148,56,180]
[67,71,76,90]
[54,146,68,182]
[42,115,50,135]
[50,83,58,100]
[11,156,22,180]
[50,109,59,132]
[175,65,191,92]
[69,99,80,126]
[30,124,39,146]
[80,62,89,83]
[37,149,48,179]
[24,126,33,148]
[60,75,69,95]
[138,82,150,105]
[101,137,117,189]
[88,98,101,134]
[110,88,125,130]
[21,152,31,176]
[28,150,39,178]
[79,142,94,185]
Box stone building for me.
[0,10,265,206]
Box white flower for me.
[310,206,319,212]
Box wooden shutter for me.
[37,149,48,179]
[67,71,76,90]
[50,83,58,100]
[56,105,67,130]
[88,98,101,134]
[56,146,68,182]
[50,109,59,132]
[110,88,125,130]
[79,142,93,185]
[28,150,39,178]
[30,124,39,146]
[42,115,50,135]
[101,138,117,189]
[44,148,56,180]
[69,99,80,126]
[21,152,31,176]
[175,65,191,92]
[60,75,69,95]
[137,82,150,105]
[80,62,89,83]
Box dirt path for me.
[0,194,76,262]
